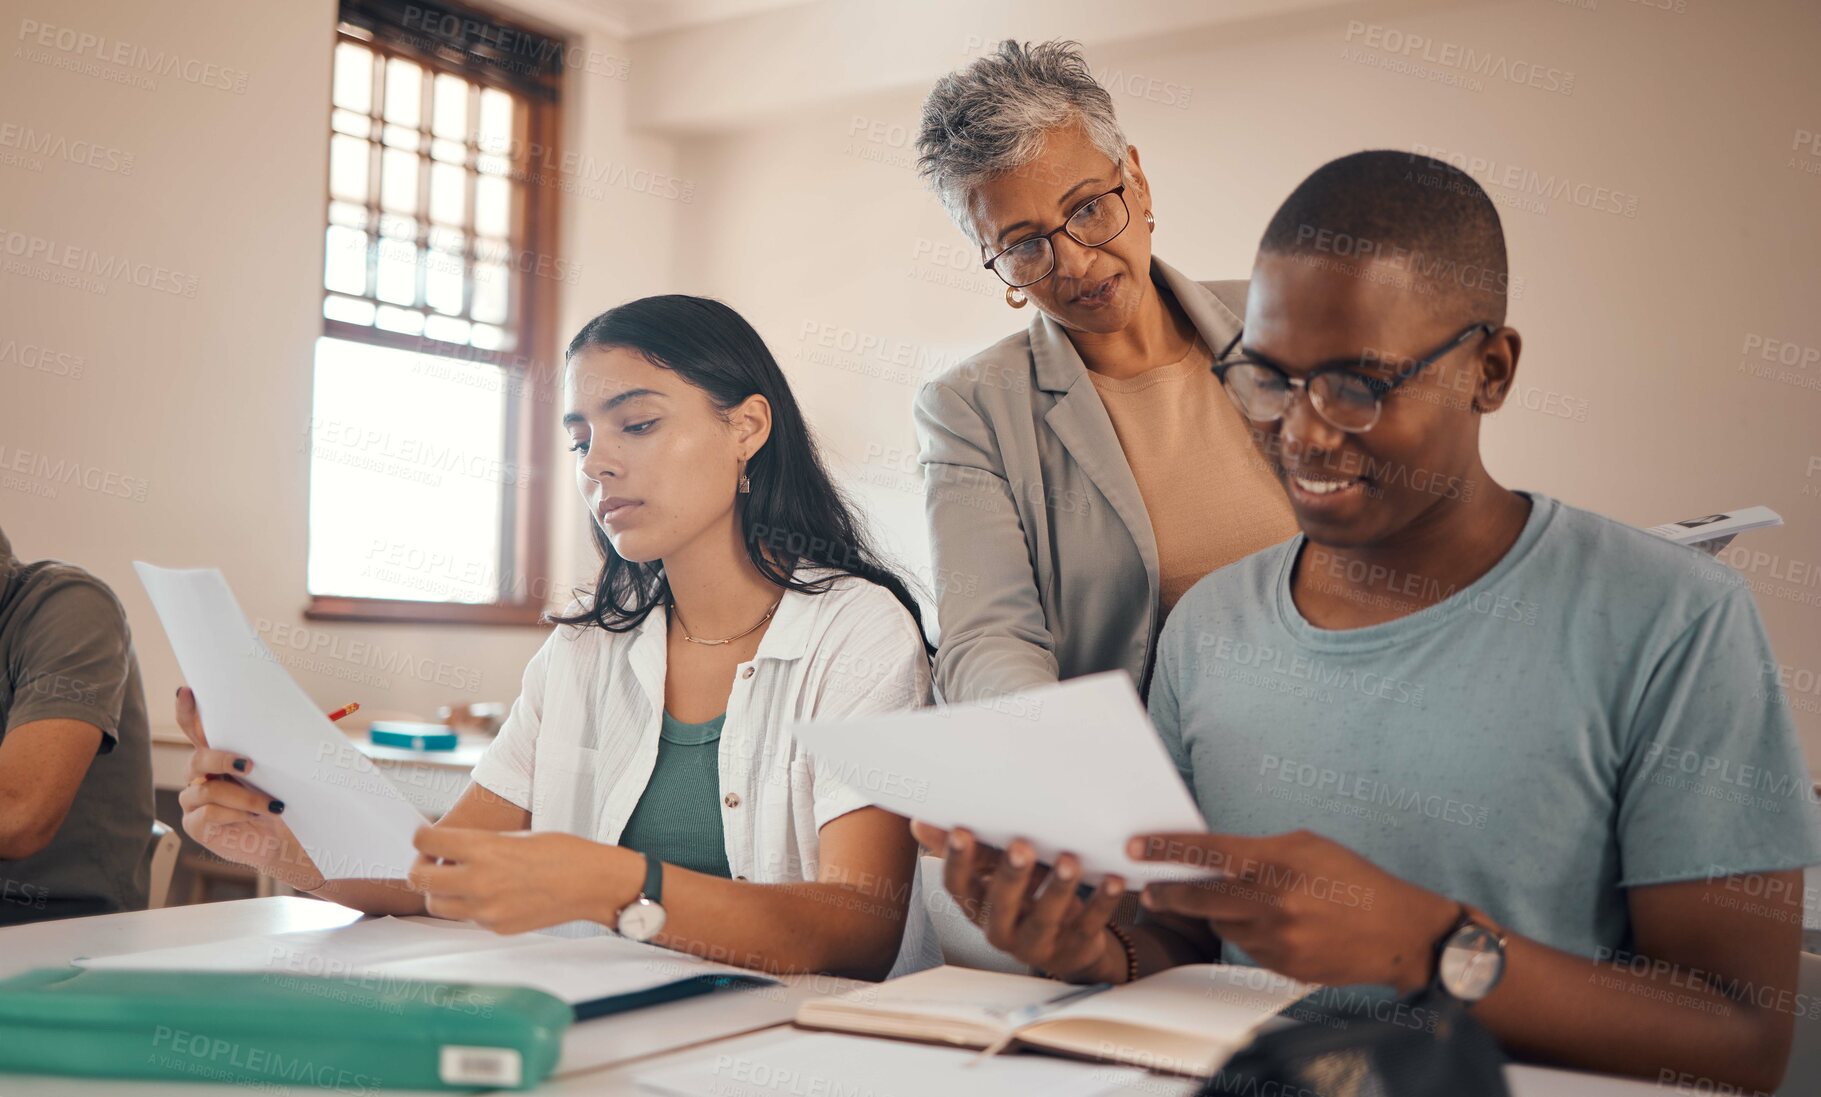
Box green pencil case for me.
[0,966,572,1090]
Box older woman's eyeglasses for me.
[1211,323,1494,433]
[981,185,1130,289]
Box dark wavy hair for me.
[548,294,932,653]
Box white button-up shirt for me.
[470,568,938,973]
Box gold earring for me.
[737,462,751,493]
[1143,210,1155,230]
[1005,285,1028,308]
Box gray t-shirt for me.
[1150,493,1821,963]
[0,528,153,923]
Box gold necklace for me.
[670,598,782,646]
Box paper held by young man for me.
[790,672,1210,886]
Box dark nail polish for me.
[268,800,285,815]
[232,758,248,772]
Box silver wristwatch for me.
[615,853,668,942]
[1432,907,1507,1002]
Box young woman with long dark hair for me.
[176,295,937,979]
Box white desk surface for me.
[0,898,1664,1096]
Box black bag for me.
[1201,986,1511,1097]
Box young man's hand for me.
[1131,829,1459,992]
[911,820,1129,983]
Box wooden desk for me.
[0,899,1672,1096]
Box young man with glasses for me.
[916,151,1818,1091]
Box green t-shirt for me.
[1150,494,1821,965]
[618,711,733,879]
[0,528,153,924]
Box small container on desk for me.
[369,720,458,752]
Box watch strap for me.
[642,853,664,906]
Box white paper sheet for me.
[134,562,426,879]
[790,672,1210,884]
[373,934,771,1003]
[79,916,777,1006]
[636,1031,1146,1097]
[75,915,508,974]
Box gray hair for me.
[916,40,1129,240]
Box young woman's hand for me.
[174,686,325,891]
[407,827,642,936]
[1131,830,1459,991]
[911,820,1129,983]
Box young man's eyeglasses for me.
[1212,323,1494,433]
[981,185,1130,289]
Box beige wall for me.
[0,0,673,729]
[659,0,1821,761]
[6,0,1818,764]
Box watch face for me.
[1439,923,1505,1001]
[617,897,667,943]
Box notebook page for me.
[1039,965,1311,1040]
[795,964,1069,1041]
[637,1031,1146,1097]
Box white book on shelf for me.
[1642,505,1782,555]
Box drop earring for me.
[737,462,751,494]
[1005,285,1028,308]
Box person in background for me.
[918,152,1819,1092]
[913,39,1297,707]
[178,296,939,980]
[0,526,154,924]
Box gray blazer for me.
[913,258,1248,705]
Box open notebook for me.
[795,963,1313,1077]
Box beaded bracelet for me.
[1106,922,1140,984]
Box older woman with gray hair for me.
[914,39,1296,707]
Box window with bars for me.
[305,1,564,625]
[324,40,523,347]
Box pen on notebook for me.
[967,981,1112,1066]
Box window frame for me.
[306,8,565,627]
